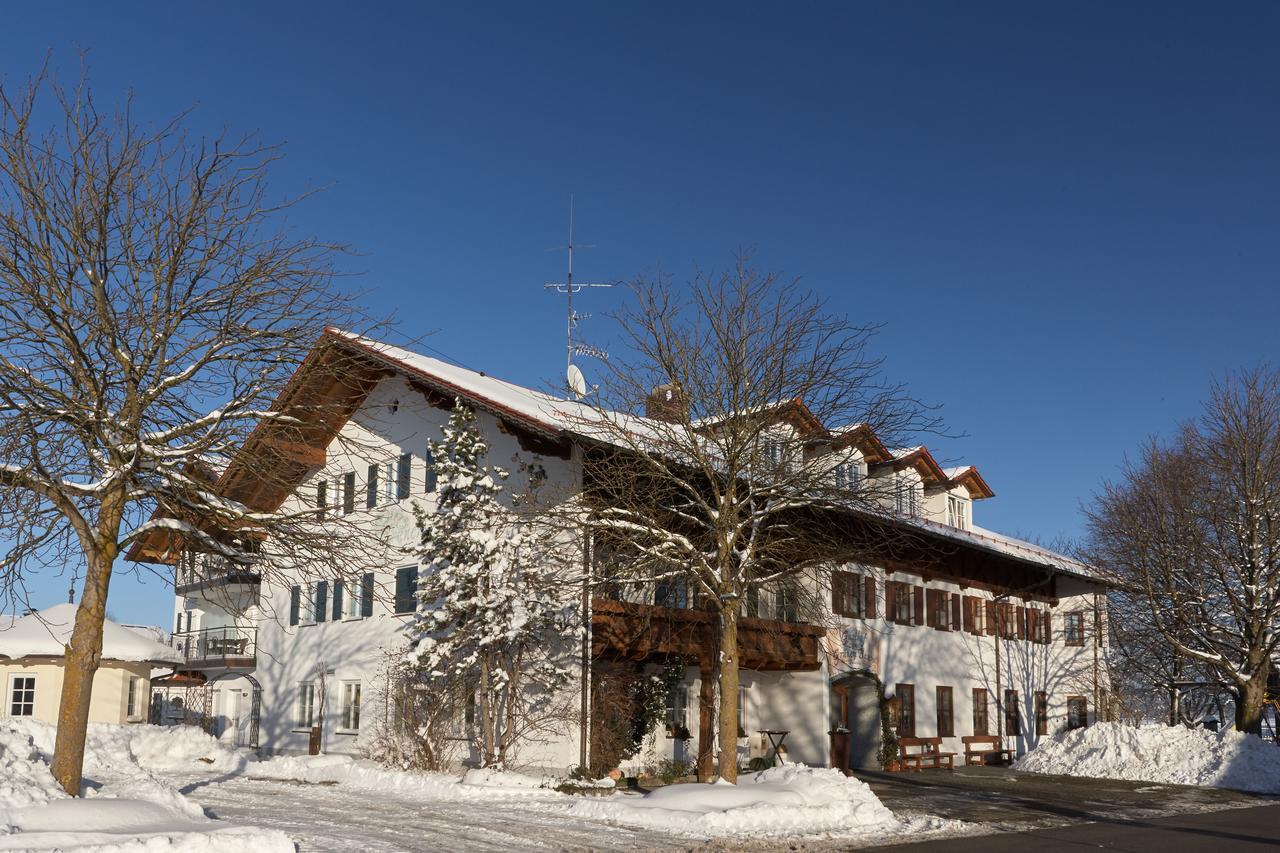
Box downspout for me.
[579,527,593,771]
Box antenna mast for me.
[544,195,612,396]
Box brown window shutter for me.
[985,600,997,636]
[1017,606,1027,640]
[831,571,844,616]
[886,582,898,624]
[951,593,962,631]
[962,596,975,633]
[913,585,925,626]
[864,576,877,619]
[1044,611,1052,643]
[925,589,937,628]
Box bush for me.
[656,758,692,784]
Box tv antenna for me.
[544,195,612,398]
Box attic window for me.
[947,495,970,529]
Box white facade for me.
[159,334,1110,774]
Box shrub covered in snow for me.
[568,764,898,839]
[1015,721,1280,793]
[247,753,565,800]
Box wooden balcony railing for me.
[591,598,823,671]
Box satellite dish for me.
[567,363,588,398]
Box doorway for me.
[832,671,882,771]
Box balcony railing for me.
[168,626,257,668]
[175,552,261,594]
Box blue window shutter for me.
[289,586,300,626]
[316,581,328,622]
[425,448,437,493]
[395,566,418,614]
[362,573,375,617]
[367,464,378,508]
[332,580,344,621]
[343,473,355,514]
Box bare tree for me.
[0,67,380,794]
[571,258,936,782]
[1086,368,1280,734]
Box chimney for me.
[645,383,689,422]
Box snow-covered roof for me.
[915,518,1097,582]
[0,604,183,664]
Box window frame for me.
[1034,691,1049,736]
[126,676,143,720]
[972,687,988,736]
[1064,612,1085,646]
[832,569,863,618]
[666,681,690,738]
[1067,696,1088,730]
[296,682,316,730]
[896,683,915,737]
[936,685,954,738]
[947,494,970,529]
[8,673,36,717]
[1004,689,1020,736]
[339,681,361,732]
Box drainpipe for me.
[579,528,593,771]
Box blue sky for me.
[3,2,1278,624]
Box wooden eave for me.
[947,467,995,500]
[870,447,949,485]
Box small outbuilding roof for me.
[0,603,182,665]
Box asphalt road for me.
[870,803,1280,852]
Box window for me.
[296,683,316,729]
[316,480,327,519]
[834,463,859,491]
[1028,608,1051,644]
[997,602,1017,639]
[928,589,952,630]
[424,448,438,493]
[9,675,35,717]
[1035,691,1049,736]
[895,479,920,516]
[342,472,356,514]
[972,688,988,735]
[666,682,689,737]
[936,686,954,737]
[762,441,784,466]
[655,578,689,610]
[1004,689,1020,736]
[889,581,914,625]
[126,677,143,719]
[397,453,412,500]
[896,683,915,737]
[394,566,419,615]
[832,570,863,618]
[776,586,799,622]
[366,463,379,508]
[738,683,748,735]
[340,681,361,731]
[528,463,547,491]
[1064,612,1085,646]
[1067,696,1088,729]
[947,495,969,529]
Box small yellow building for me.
[1,604,181,725]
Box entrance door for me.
[833,673,882,771]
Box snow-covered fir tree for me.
[409,400,575,768]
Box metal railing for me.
[168,626,257,667]
[176,552,261,591]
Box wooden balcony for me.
[591,598,823,671]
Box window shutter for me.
[951,593,962,632]
[397,454,412,499]
[864,576,876,619]
[316,481,327,519]
[367,464,379,508]
[1017,606,1027,640]
[289,586,300,626]
[425,448,437,493]
[343,472,356,514]
[831,571,845,616]
[362,573,375,617]
[925,589,937,629]
[1044,611,1053,643]
[962,596,974,633]
[395,566,418,614]
[315,581,328,623]
[886,582,898,623]
[332,580,344,621]
[913,585,925,626]
[985,600,997,636]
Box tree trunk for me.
[697,658,716,781]
[717,604,739,783]
[51,549,113,795]
[1236,671,1269,735]
[479,653,496,766]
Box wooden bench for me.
[897,736,956,771]
[962,735,1016,766]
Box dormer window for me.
[763,441,784,466]
[947,495,970,529]
[894,479,920,517]
[834,463,860,491]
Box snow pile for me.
[568,764,897,839]
[7,719,249,777]
[247,753,562,799]
[0,721,289,852]
[1016,722,1280,793]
